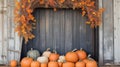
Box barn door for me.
[21,8,98,60]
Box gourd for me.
[83,55,98,67]
[37,56,49,63]
[31,61,40,67]
[42,48,51,57]
[65,49,78,63]
[62,62,75,67]
[75,60,86,67]
[10,60,17,67]
[21,57,33,67]
[58,55,65,62]
[49,50,59,61]
[76,48,87,60]
[48,61,59,67]
[27,48,40,60]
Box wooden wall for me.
[0,0,22,65]
[0,0,120,66]
[99,0,120,65]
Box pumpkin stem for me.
[31,48,33,50]
[80,48,83,50]
[72,48,77,52]
[88,54,91,58]
[46,48,50,51]
[53,50,57,54]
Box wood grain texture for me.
[98,0,104,65]
[114,0,120,65]
[103,0,114,64]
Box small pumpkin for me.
[58,55,65,62]
[83,55,98,67]
[41,63,48,67]
[21,57,33,67]
[75,60,86,67]
[76,48,87,60]
[27,48,40,60]
[65,49,78,63]
[10,60,17,67]
[37,56,48,63]
[62,62,75,67]
[31,61,40,67]
[42,48,51,57]
[48,61,59,67]
[49,50,59,61]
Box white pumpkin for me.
[42,48,51,57]
[37,56,48,63]
[59,55,65,62]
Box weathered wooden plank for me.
[98,0,104,65]
[59,10,65,55]
[103,0,114,64]
[64,9,72,53]
[114,0,120,65]
[0,0,3,64]
[39,9,46,52]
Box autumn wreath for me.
[14,0,104,43]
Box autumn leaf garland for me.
[14,0,104,43]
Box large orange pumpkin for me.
[76,48,87,60]
[83,55,98,67]
[21,57,33,67]
[31,61,40,67]
[41,63,48,67]
[58,62,63,67]
[10,60,17,67]
[62,62,75,67]
[65,49,78,63]
[48,61,59,67]
[49,50,59,61]
[75,61,86,67]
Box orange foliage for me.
[14,0,104,43]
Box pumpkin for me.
[83,55,98,67]
[48,61,59,67]
[75,61,86,67]
[27,48,40,60]
[58,55,65,62]
[42,48,51,57]
[76,48,87,60]
[37,56,48,63]
[49,50,59,61]
[31,61,40,67]
[62,62,75,67]
[10,60,17,67]
[41,63,48,67]
[65,49,78,63]
[21,57,33,67]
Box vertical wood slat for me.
[103,0,114,65]
[65,9,72,53]
[114,0,120,65]
[0,0,3,64]
[99,0,104,65]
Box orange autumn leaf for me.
[26,9,33,14]
[48,0,56,7]
[39,0,45,4]
[58,0,65,4]
[82,11,86,16]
